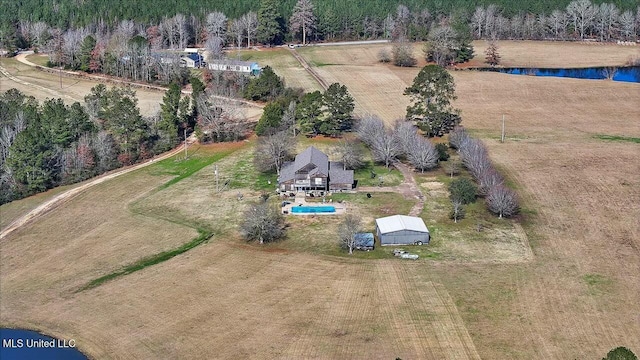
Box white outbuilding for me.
[375,215,430,246]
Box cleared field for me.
[2,41,639,359]
[296,41,640,358]
[0,184,75,230]
[298,41,640,122]
[0,57,165,116]
[239,48,324,92]
[468,40,640,68]
[1,140,480,359]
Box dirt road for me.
[0,144,189,240]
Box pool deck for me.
[282,196,347,215]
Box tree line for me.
[2,0,638,58]
[0,84,200,205]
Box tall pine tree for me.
[256,0,283,45]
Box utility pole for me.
[501,114,505,143]
[215,164,219,192]
[184,128,188,159]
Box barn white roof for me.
[375,215,429,234]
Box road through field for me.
[0,142,190,240]
[0,61,82,102]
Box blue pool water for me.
[291,206,336,213]
[479,66,640,83]
[1,328,87,360]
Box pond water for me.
[0,328,88,360]
[479,66,640,83]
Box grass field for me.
[1,57,165,116]
[238,48,324,92]
[1,41,639,359]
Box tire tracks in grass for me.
[76,145,243,291]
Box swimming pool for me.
[291,206,336,214]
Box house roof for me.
[375,215,429,234]
[278,147,355,186]
[279,161,296,183]
[294,146,328,176]
[209,59,257,67]
[329,162,354,184]
[185,53,203,62]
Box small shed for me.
[354,233,374,251]
[375,215,430,246]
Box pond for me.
[0,328,88,360]
[478,66,640,83]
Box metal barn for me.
[375,215,430,246]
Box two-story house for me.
[278,146,354,193]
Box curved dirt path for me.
[0,144,189,240]
[357,162,425,216]
[0,60,82,102]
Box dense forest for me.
[1,0,638,28]
[1,0,638,53]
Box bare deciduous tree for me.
[31,22,50,49]
[356,114,385,147]
[448,126,469,150]
[229,18,245,48]
[242,12,258,48]
[392,38,417,67]
[254,130,297,174]
[450,200,465,223]
[445,159,461,177]
[567,0,596,39]
[92,130,117,172]
[392,119,416,155]
[0,112,26,165]
[377,48,391,63]
[477,167,504,196]
[334,139,364,170]
[197,92,248,142]
[486,184,519,218]
[337,213,362,254]
[173,14,189,49]
[406,134,438,173]
[471,7,487,38]
[205,36,224,59]
[206,11,228,39]
[371,129,401,169]
[619,10,635,40]
[241,202,285,244]
[290,0,317,45]
[357,114,400,168]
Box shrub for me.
[392,42,417,67]
[602,346,637,360]
[378,48,391,63]
[448,177,477,204]
[436,143,450,161]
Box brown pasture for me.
[297,41,640,358]
[1,140,481,359]
[1,57,165,116]
[1,41,639,359]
